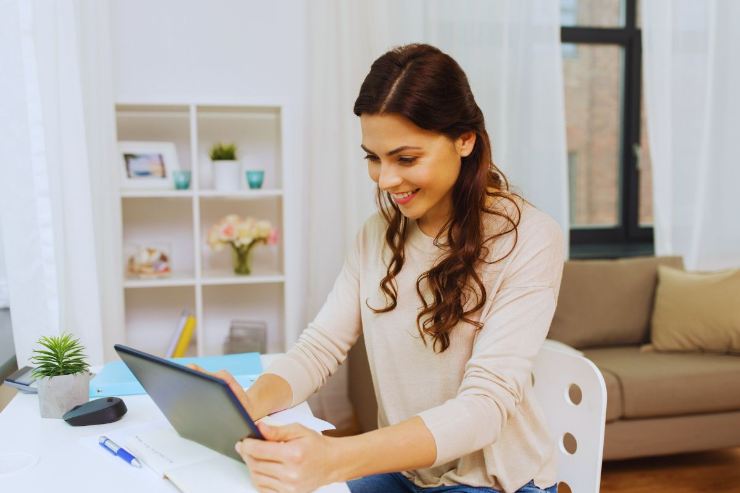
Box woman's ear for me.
[456,132,476,158]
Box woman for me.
[193,43,563,493]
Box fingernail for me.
[235,442,242,453]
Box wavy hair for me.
[353,43,523,353]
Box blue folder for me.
[89,352,263,398]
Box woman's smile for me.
[391,188,421,205]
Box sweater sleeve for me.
[417,218,565,466]
[262,226,364,407]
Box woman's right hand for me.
[186,364,257,418]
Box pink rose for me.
[267,228,279,245]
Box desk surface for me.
[0,355,349,493]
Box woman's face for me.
[360,113,475,235]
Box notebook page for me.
[125,427,219,477]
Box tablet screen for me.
[114,344,262,462]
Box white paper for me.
[83,403,344,493]
[260,401,336,432]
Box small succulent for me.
[30,333,90,378]
[209,142,238,161]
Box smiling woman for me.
[192,43,565,493]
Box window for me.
[561,0,654,258]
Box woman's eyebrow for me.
[361,144,422,156]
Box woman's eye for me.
[399,156,416,164]
[364,154,379,162]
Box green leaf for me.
[30,332,90,378]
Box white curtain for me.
[0,0,120,366]
[643,1,740,271]
[304,0,568,427]
[0,227,8,309]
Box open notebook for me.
[120,402,348,493]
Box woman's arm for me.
[245,373,293,420]
[329,415,436,481]
[237,415,436,492]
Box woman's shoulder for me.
[481,194,564,261]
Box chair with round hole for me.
[532,340,607,493]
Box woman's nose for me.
[378,164,402,191]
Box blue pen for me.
[99,435,142,468]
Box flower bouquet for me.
[208,215,278,275]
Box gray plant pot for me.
[36,373,91,419]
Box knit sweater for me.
[265,199,565,493]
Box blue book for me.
[89,352,263,398]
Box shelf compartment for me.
[197,105,282,191]
[202,284,284,355]
[124,286,196,357]
[123,198,195,279]
[200,198,283,277]
[116,104,193,176]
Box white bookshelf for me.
[116,103,290,357]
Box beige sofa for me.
[348,256,740,460]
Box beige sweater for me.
[265,200,565,493]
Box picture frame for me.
[119,141,179,190]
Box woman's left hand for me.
[237,421,338,493]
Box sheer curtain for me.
[643,1,740,270]
[0,0,120,366]
[304,0,568,427]
[0,227,7,310]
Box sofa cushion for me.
[650,265,740,354]
[583,346,740,419]
[599,367,623,423]
[549,256,684,349]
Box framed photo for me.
[119,141,179,190]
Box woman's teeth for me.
[394,189,419,198]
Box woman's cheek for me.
[368,164,380,183]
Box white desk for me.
[0,355,349,493]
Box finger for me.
[250,472,283,493]
[212,372,251,412]
[186,363,218,378]
[259,422,310,442]
[246,457,288,482]
[239,438,292,463]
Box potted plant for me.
[31,333,92,419]
[210,142,240,192]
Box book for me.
[89,352,262,398]
[166,310,190,358]
[173,314,196,357]
[119,403,343,493]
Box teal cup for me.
[173,170,191,190]
[246,170,265,189]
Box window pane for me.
[561,0,624,28]
[639,97,653,226]
[563,44,624,228]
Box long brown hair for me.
[353,43,523,353]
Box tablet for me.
[114,344,263,462]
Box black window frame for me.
[562,0,654,259]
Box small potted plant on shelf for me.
[31,333,91,419]
[208,214,279,275]
[210,142,240,192]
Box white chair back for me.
[532,341,607,493]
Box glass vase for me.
[231,245,253,275]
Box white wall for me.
[110,0,309,345]
[111,0,307,106]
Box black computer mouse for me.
[63,397,128,426]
